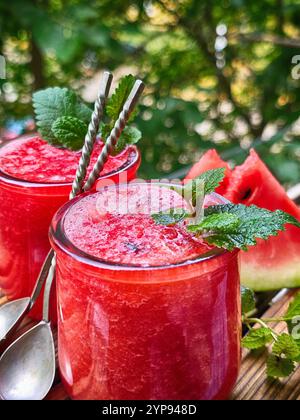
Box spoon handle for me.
[30,249,55,309]
[42,256,57,323]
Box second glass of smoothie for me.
[50,182,241,400]
[0,135,140,319]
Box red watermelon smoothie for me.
[0,135,140,320]
[50,183,241,400]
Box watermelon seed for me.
[241,188,253,201]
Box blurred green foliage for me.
[1,0,300,183]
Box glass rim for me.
[0,136,140,188]
[50,181,238,273]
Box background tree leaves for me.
[1,0,300,181]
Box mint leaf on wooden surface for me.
[272,334,300,361]
[285,293,300,350]
[241,286,256,315]
[242,328,273,350]
[285,292,300,321]
[267,355,296,378]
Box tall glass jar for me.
[0,136,140,319]
[50,184,241,400]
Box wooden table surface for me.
[1,290,299,401]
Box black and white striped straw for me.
[83,79,145,192]
[70,71,113,199]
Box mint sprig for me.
[242,290,300,378]
[191,204,300,251]
[32,75,142,152]
[152,167,300,252]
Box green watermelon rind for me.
[241,261,300,291]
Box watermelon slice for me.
[185,149,300,291]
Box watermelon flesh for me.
[185,149,300,291]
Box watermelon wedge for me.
[185,149,300,291]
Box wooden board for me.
[1,290,299,400]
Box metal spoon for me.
[0,250,54,344]
[0,258,56,400]
[0,75,144,400]
[0,71,113,345]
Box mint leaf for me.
[171,168,225,208]
[122,126,142,145]
[189,167,226,196]
[114,126,142,154]
[33,87,77,145]
[285,293,300,350]
[242,328,274,350]
[241,286,256,315]
[75,102,93,124]
[106,75,136,121]
[152,209,188,226]
[285,293,300,321]
[267,355,295,378]
[32,87,91,148]
[187,213,240,234]
[202,204,300,251]
[51,116,87,151]
[100,75,141,154]
[272,334,300,361]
